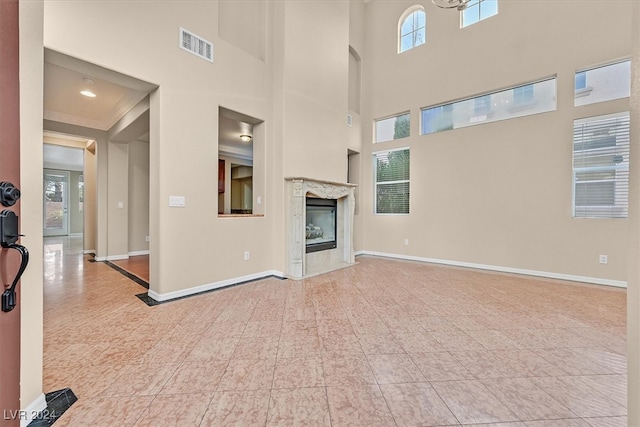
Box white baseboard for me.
[94,254,129,262]
[148,269,284,302]
[83,249,96,254]
[68,233,83,237]
[358,250,627,288]
[128,250,150,257]
[20,393,47,427]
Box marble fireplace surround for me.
[285,178,357,279]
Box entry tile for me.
[430,380,519,425]
[266,387,331,426]
[380,382,458,426]
[326,385,395,427]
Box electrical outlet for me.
[145,236,150,242]
[404,238,409,246]
[244,251,250,261]
[599,255,608,264]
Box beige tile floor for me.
[43,236,627,426]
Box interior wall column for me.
[105,140,129,259]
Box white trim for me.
[68,233,83,237]
[358,250,627,288]
[95,254,129,262]
[147,270,285,302]
[128,250,150,257]
[20,393,47,427]
[83,249,95,254]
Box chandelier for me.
[432,0,470,11]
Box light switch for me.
[169,195,186,207]
[117,201,124,209]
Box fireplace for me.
[285,178,356,279]
[306,198,337,253]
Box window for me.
[375,112,410,143]
[421,78,556,135]
[574,60,631,106]
[575,71,587,91]
[399,7,426,53]
[462,0,498,28]
[374,148,410,214]
[573,112,629,218]
[513,84,533,106]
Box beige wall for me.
[20,0,44,412]
[45,1,276,295]
[359,1,632,284]
[280,1,350,183]
[128,140,149,254]
[84,141,97,252]
[69,171,83,234]
[106,141,129,258]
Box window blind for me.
[573,112,629,218]
[374,148,410,214]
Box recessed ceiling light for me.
[80,90,96,98]
[239,134,252,143]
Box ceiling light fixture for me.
[81,77,96,98]
[239,134,252,143]
[432,0,470,10]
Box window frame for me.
[461,0,498,28]
[420,77,557,135]
[375,112,411,143]
[373,147,410,215]
[572,111,630,219]
[398,6,426,53]
[574,59,631,105]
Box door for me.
[43,170,69,236]
[0,1,22,425]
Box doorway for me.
[43,169,70,236]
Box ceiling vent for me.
[180,27,213,63]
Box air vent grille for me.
[180,28,213,63]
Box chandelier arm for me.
[431,0,470,10]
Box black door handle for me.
[1,243,28,312]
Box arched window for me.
[399,6,426,53]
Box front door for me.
[43,170,69,236]
[0,1,23,426]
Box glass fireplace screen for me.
[306,198,337,253]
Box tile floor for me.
[43,236,627,426]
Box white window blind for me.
[573,112,629,218]
[374,148,410,214]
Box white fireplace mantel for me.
[285,177,357,279]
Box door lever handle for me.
[1,243,29,312]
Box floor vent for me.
[180,27,213,63]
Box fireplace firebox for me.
[306,198,337,253]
